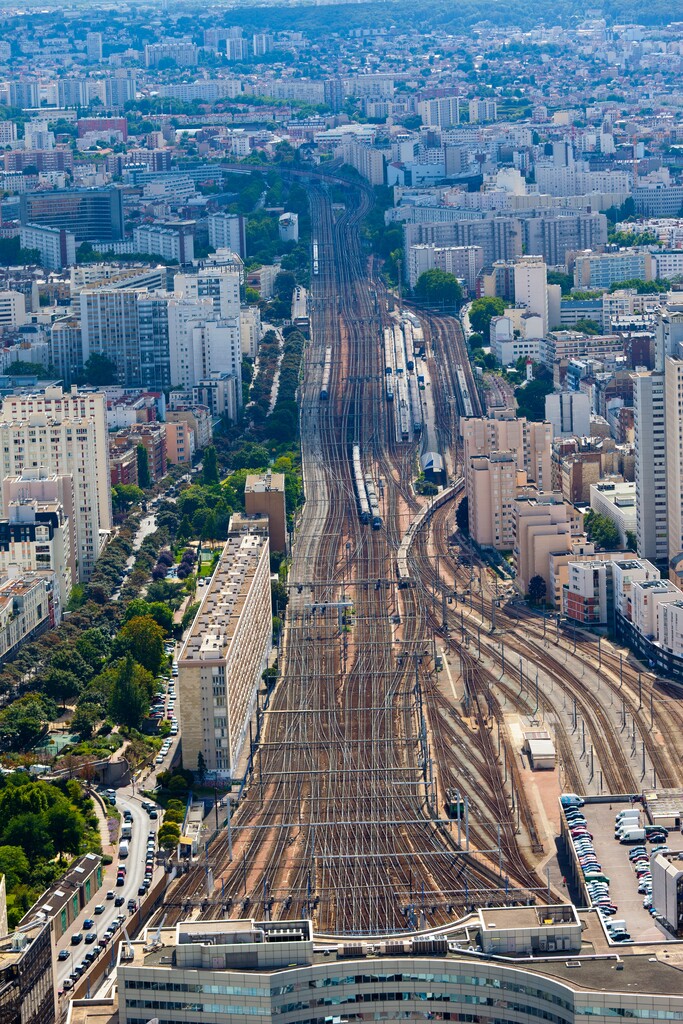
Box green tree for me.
[197,751,206,784]
[528,575,547,604]
[585,510,621,550]
[123,600,173,634]
[108,656,152,729]
[0,695,55,751]
[547,270,573,295]
[112,484,144,512]
[0,846,30,890]
[626,529,637,551]
[469,297,505,338]
[455,496,469,535]
[46,802,85,859]
[71,702,100,739]
[158,821,181,850]
[202,446,220,486]
[115,616,165,676]
[43,667,81,710]
[274,270,296,303]
[2,814,54,863]
[514,376,554,421]
[137,444,151,489]
[81,353,117,386]
[414,269,462,308]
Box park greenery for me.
[0,773,100,927]
[469,297,505,339]
[584,509,621,550]
[414,269,463,309]
[514,364,554,421]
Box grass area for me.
[198,553,219,579]
[67,734,123,759]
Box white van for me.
[119,839,129,859]
[615,808,640,822]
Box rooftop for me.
[244,472,285,494]
[179,530,268,663]
[116,914,683,997]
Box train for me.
[312,240,319,276]
[352,444,370,524]
[455,364,474,420]
[445,788,466,820]
[396,375,411,442]
[383,327,395,400]
[320,346,332,400]
[364,472,383,530]
[408,374,422,435]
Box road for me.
[55,790,160,989]
[111,513,157,603]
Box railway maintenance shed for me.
[524,729,556,770]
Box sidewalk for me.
[91,791,118,857]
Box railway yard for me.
[154,176,683,939]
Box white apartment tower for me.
[174,265,241,319]
[632,370,667,563]
[207,213,245,257]
[0,388,111,580]
[178,522,271,777]
[665,353,683,566]
[514,256,548,336]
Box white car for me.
[155,754,164,764]
[170,726,178,735]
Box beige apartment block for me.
[0,387,111,581]
[245,472,287,554]
[514,491,582,596]
[178,522,271,778]
[468,452,524,550]
[462,415,552,489]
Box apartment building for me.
[545,391,591,438]
[407,243,483,291]
[514,491,580,596]
[245,472,287,554]
[467,452,521,550]
[134,222,195,265]
[116,916,683,1024]
[0,387,111,580]
[19,223,76,271]
[49,316,83,384]
[574,249,652,290]
[0,290,27,330]
[0,570,61,665]
[469,97,497,122]
[563,559,614,625]
[590,480,636,547]
[665,352,683,565]
[208,212,245,257]
[0,919,55,1024]
[0,498,74,606]
[178,521,271,777]
[144,41,198,67]
[417,95,460,129]
[112,423,167,483]
[174,264,241,320]
[240,305,262,359]
[166,419,194,465]
[462,415,552,489]
[513,255,548,336]
[340,139,385,185]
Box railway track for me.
[155,178,550,935]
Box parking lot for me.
[580,802,682,942]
